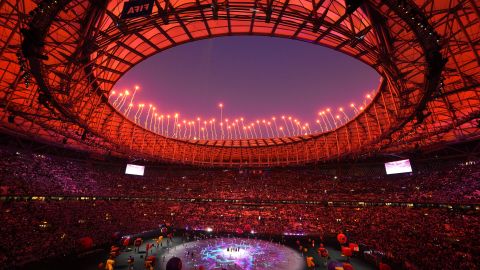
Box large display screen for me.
[125,164,145,176]
[384,159,412,175]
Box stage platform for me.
[163,237,303,270]
[97,235,374,270]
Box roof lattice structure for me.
[0,0,479,166]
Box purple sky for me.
[114,36,380,124]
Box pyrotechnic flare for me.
[281,116,291,136]
[144,104,153,128]
[111,90,372,139]
[336,115,343,125]
[220,122,225,140]
[158,116,162,135]
[176,124,181,138]
[326,108,338,128]
[158,116,162,134]
[316,119,324,133]
[172,123,177,138]
[137,104,145,123]
[120,90,130,109]
[125,86,139,115]
[108,90,116,100]
[183,121,187,138]
[125,103,134,118]
[212,119,217,138]
[134,104,143,123]
[193,119,198,138]
[227,125,232,139]
[320,112,332,130]
[262,120,269,137]
[118,90,130,111]
[133,104,141,123]
[219,103,224,123]
[224,119,229,138]
[256,120,263,138]
[305,123,312,133]
[166,115,171,136]
[288,117,295,136]
[239,118,246,138]
[203,121,208,139]
[197,118,201,137]
[153,113,158,132]
[240,117,246,132]
[209,120,214,139]
[350,103,359,114]
[251,123,258,138]
[267,122,274,137]
[149,108,156,130]
[339,107,350,122]
[294,120,302,135]
[232,123,237,139]
[272,117,280,137]
[173,113,179,136]
[188,122,192,139]
[157,116,161,134]
[112,92,123,108]
[231,120,236,138]
[247,126,253,138]
[160,115,164,135]
[362,93,373,107]
[234,119,241,138]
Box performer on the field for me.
[306,256,315,269]
[318,243,329,266]
[127,256,134,270]
[134,238,142,253]
[105,256,115,270]
[145,243,152,256]
[144,260,154,270]
[156,235,163,248]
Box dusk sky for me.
[114,36,380,124]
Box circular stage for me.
[164,237,304,270]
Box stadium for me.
[0,0,479,269]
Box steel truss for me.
[0,0,479,166]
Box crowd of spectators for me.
[1,148,479,203]
[0,147,479,269]
[0,200,478,269]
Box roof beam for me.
[151,20,176,45]
[249,0,260,34]
[154,0,170,24]
[196,0,212,36]
[166,0,194,40]
[134,32,161,51]
[270,0,290,34]
[292,0,327,38]
[116,40,146,59]
[314,13,349,43]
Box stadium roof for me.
[0,0,479,166]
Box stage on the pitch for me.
[164,237,304,270]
